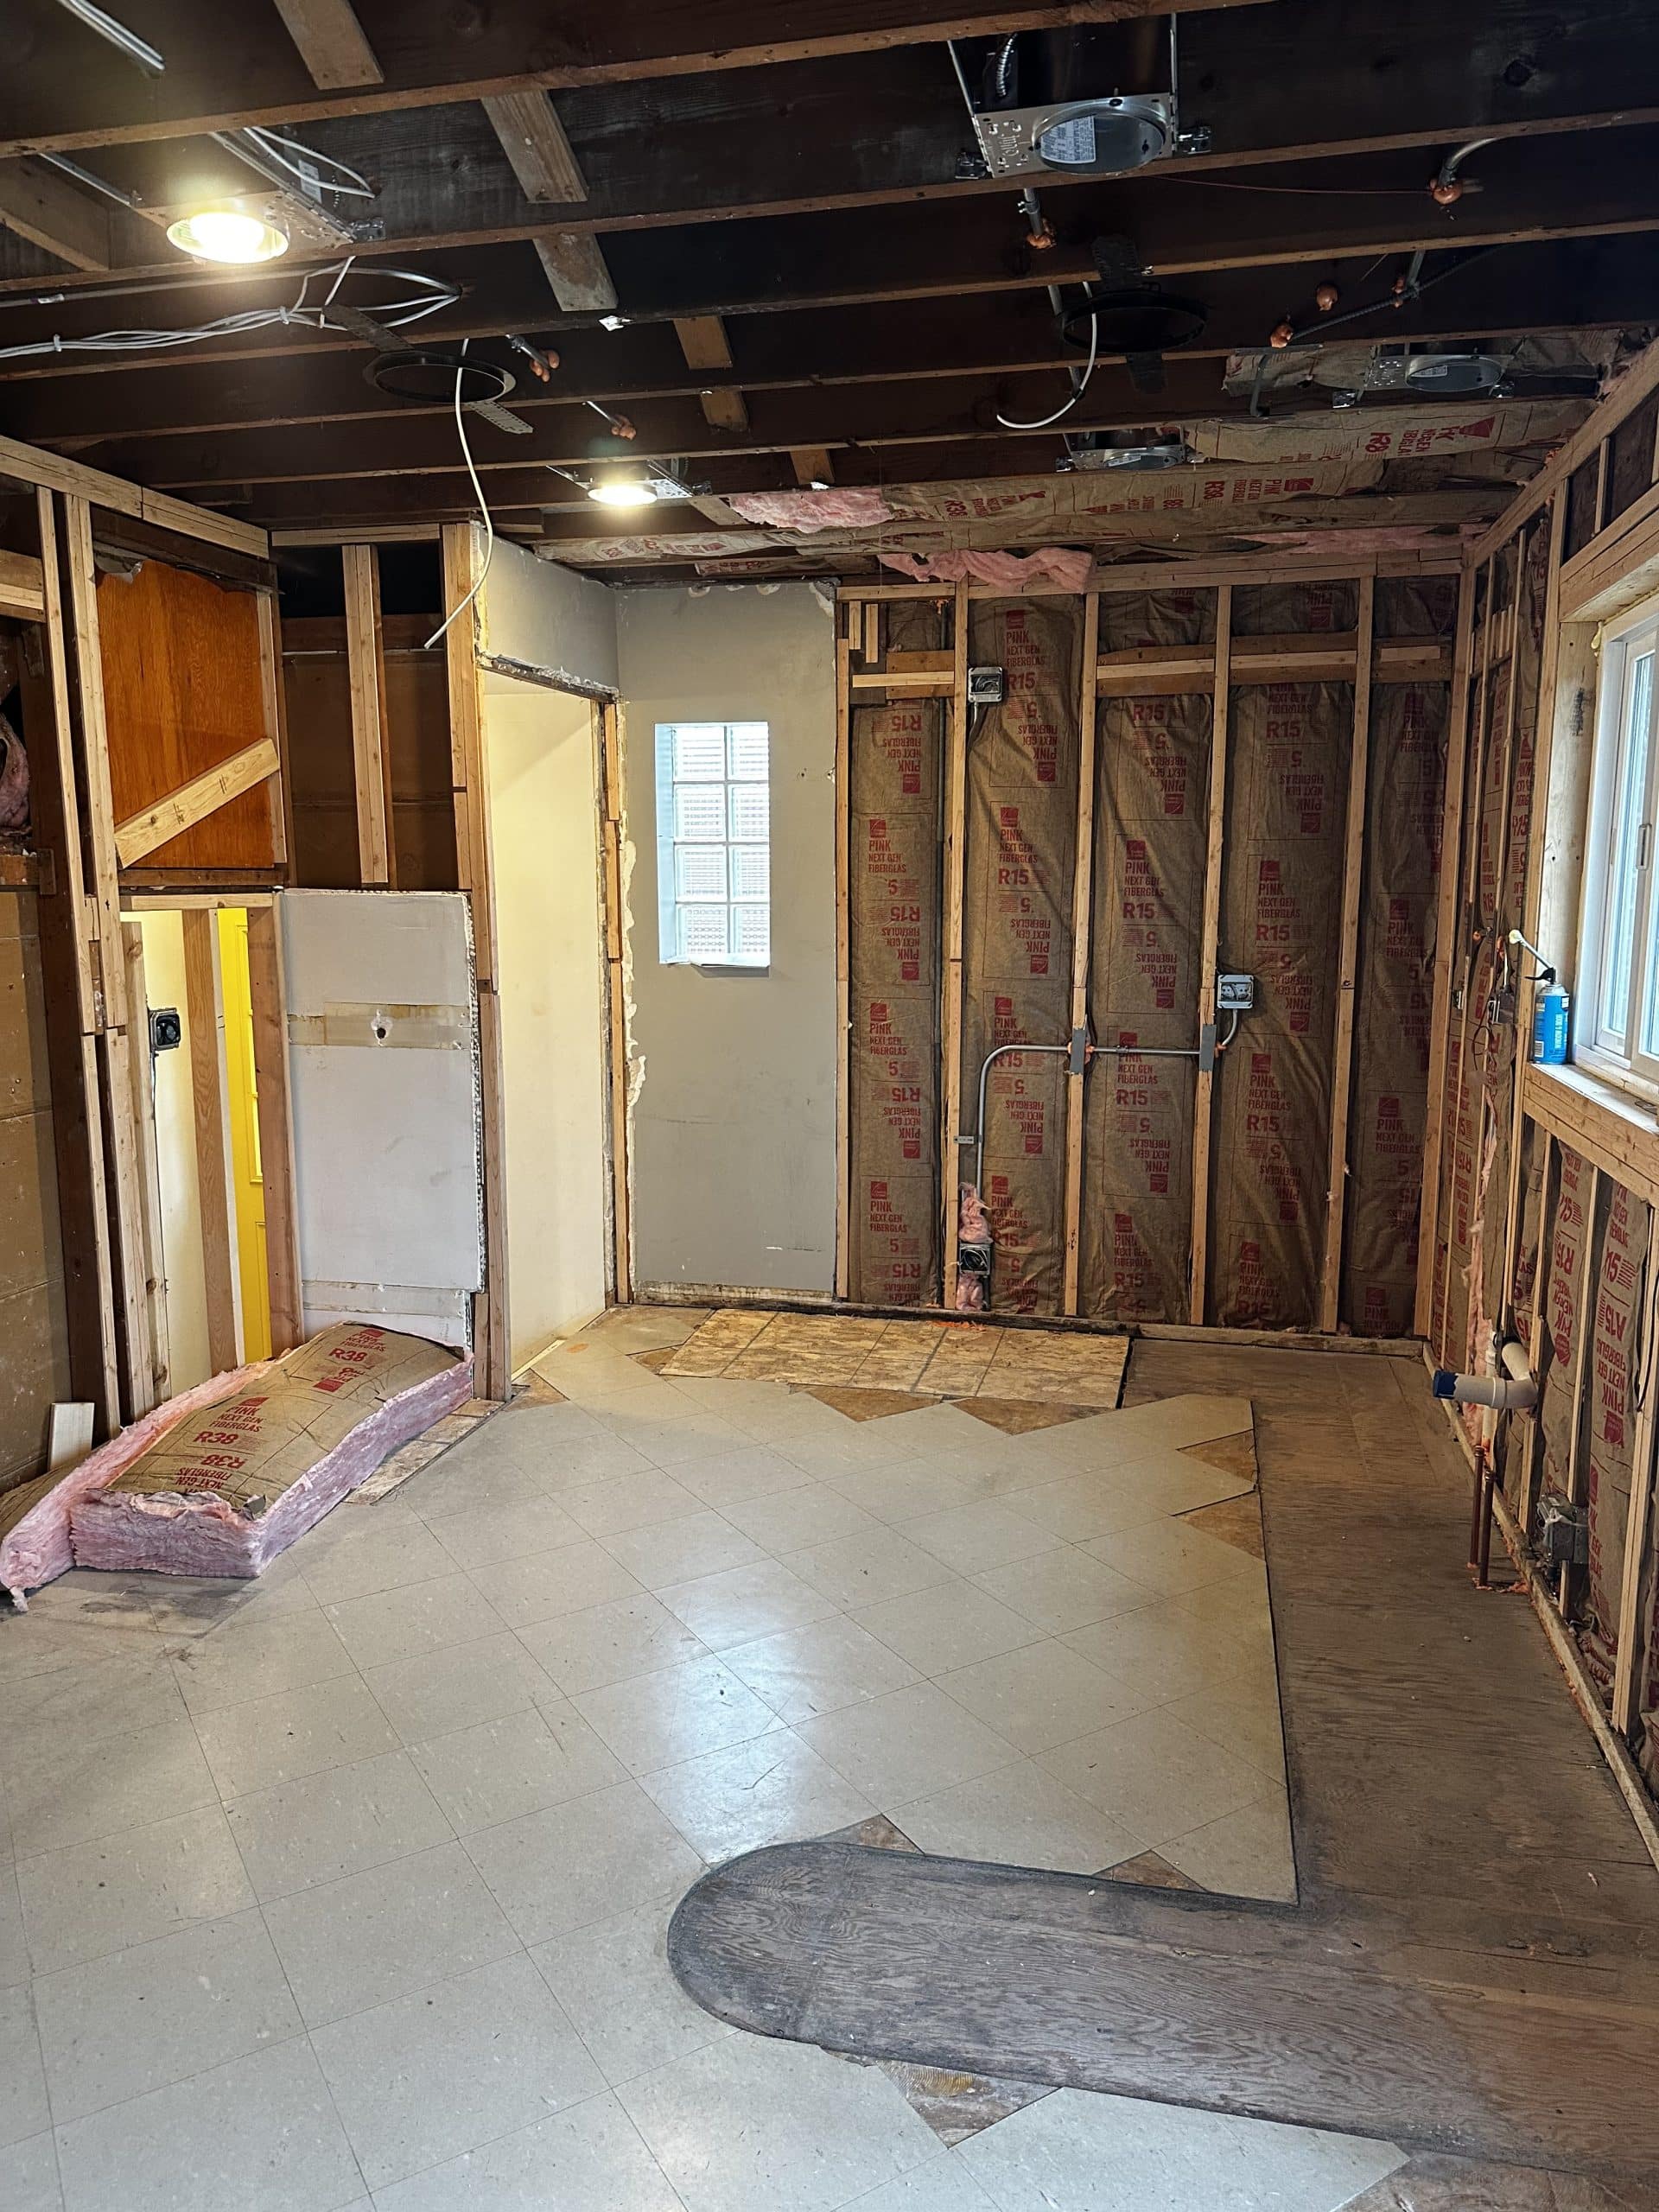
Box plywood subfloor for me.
[664,1310,1128,1409]
[668,1345,1659,2182]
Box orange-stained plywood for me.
[99,561,277,872]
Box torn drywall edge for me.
[477,651,617,702]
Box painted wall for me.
[485,677,612,1362]
[0,887,71,1487]
[137,910,213,1392]
[615,584,838,1294]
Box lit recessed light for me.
[587,476,658,508]
[166,203,289,264]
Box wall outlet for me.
[149,1007,182,1055]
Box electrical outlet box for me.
[149,1007,182,1056]
[1217,973,1255,1012]
[968,665,1005,704]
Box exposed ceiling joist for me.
[535,232,618,313]
[5,0,1251,156]
[673,316,733,372]
[270,0,382,90]
[0,155,111,270]
[481,90,588,204]
[791,448,835,485]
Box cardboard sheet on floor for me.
[1207,679,1351,1325]
[55,1325,471,1585]
[960,597,1082,1314]
[849,603,944,1305]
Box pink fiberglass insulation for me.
[0,1360,276,1601]
[876,547,1094,592]
[728,488,893,531]
[71,1329,473,1581]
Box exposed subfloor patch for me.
[661,1340,1659,2190]
[658,1307,1130,1409]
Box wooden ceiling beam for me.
[7,101,1656,331]
[270,0,382,91]
[9,229,1646,453]
[674,315,751,433]
[534,232,618,313]
[92,357,1590,497]
[792,448,835,486]
[0,157,111,270]
[5,0,1249,156]
[481,90,588,205]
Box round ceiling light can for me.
[166,203,289,264]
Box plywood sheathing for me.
[664,1307,1128,1408]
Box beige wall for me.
[615,584,838,1294]
[137,910,213,1392]
[0,887,70,1486]
[485,678,612,1363]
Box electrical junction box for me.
[149,1007,182,1056]
[968,665,1005,704]
[1217,973,1255,1012]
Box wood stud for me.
[343,543,396,887]
[1188,582,1233,1327]
[939,581,969,1308]
[1060,591,1099,1317]
[1319,574,1375,1332]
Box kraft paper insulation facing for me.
[1339,574,1458,1337]
[1207,675,1351,1327]
[849,602,944,1304]
[1080,688,1210,1322]
[1535,1142,1595,1509]
[1432,521,1548,1374]
[1578,1179,1650,1699]
[960,597,1082,1315]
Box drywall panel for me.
[0,887,71,1486]
[137,909,212,1393]
[617,584,837,1294]
[483,677,610,1362]
[480,539,618,694]
[282,889,481,1346]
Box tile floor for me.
[0,1305,1392,2211]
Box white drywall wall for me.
[615,583,838,1294]
[137,911,212,1390]
[477,538,619,694]
[484,677,611,1362]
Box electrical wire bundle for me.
[0,261,460,365]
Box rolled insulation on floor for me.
[960,597,1082,1314]
[69,1325,472,1580]
[848,604,944,1304]
[1207,678,1351,1327]
[1080,689,1211,1322]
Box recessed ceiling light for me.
[166,202,289,263]
[588,476,658,508]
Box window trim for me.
[653,719,772,970]
[1578,597,1659,1097]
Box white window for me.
[655,721,771,967]
[1581,604,1659,1091]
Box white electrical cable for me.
[238,126,378,198]
[995,311,1098,430]
[0,263,457,364]
[423,352,495,652]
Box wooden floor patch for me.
[666,1349,1659,2182]
[664,1311,1128,1409]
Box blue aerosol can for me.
[1532,981,1570,1065]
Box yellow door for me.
[218,907,271,1360]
